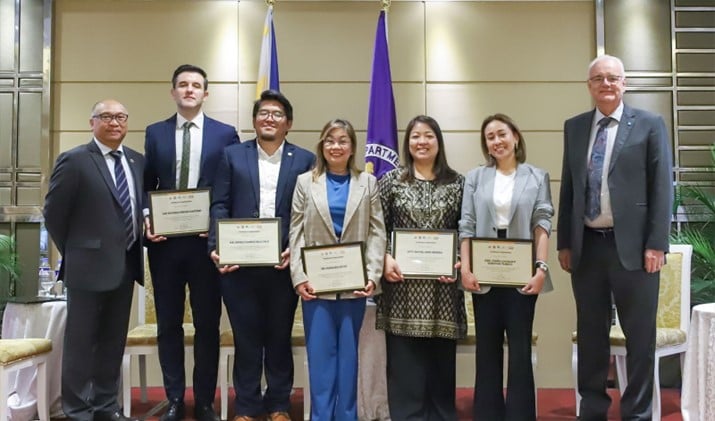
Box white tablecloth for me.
[681,302,715,421]
[2,300,66,420]
[357,303,390,421]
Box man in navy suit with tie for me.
[209,90,315,421]
[44,99,144,421]
[144,64,239,421]
[558,55,673,421]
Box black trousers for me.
[221,267,298,416]
[385,334,458,421]
[147,236,221,405]
[572,228,659,421]
[472,288,537,421]
[62,266,135,421]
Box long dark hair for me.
[400,115,459,184]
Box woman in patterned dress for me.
[376,115,466,421]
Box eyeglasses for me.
[323,139,351,148]
[588,75,624,84]
[93,113,129,123]
[256,110,286,121]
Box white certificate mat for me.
[217,218,282,266]
[301,242,367,294]
[149,189,210,236]
[392,229,457,279]
[470,238,533,287]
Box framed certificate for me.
[217,218,282,266]
[470,237,534,287]
[301,242,367,294]
[392,229,457,279]
[149,189,210,237]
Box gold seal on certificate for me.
[301,242,367,294]
[149,189,211,237]
[470,238,534,287]
[392,229,457,279]
[217,218,282,266]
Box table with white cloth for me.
[681,302,715,421]
[2,299,66,421]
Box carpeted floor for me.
[129,387,683,420]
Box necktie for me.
[179,121,193,189]
[109,150,135,249]
[585,117,613,220]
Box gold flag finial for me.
[381,0,391,12]
[266,0,275,6]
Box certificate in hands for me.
[217,218,282,266]
[301,242,367,294]
[392,229,457,279]
[149,189,210,237]
[470,238,533,287]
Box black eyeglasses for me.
[93,113,129,123]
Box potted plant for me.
[672,145,715,305]
[0,234,21,297]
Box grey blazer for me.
[557,104,673,271]
[289,170,387,299]
[459,163,554,294]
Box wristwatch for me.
[535,261,549,273]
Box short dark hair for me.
[401,115,459,185]
[171,64,208,90]
[480,113,527,166]
[252,90,293,122]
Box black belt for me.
[585,226,614,237]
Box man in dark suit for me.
[208,90,315,421]
[44,99,144,421]
[557,55,673,421]
[144,64,239,421]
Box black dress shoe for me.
[159,399,185,421]
[95,410,140,421]
[194,403,220,421]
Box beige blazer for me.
[289,170,386,299]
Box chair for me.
[458,292,539,412]
[0,338,53,421]
[218,303,309,421]
[572,244,692,420]
[121,251,194,416]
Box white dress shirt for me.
[94,138,138,234]
[258,141,284,218]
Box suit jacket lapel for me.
[311,173,337,242]
[126,149,143,217]
[479,167,498,228]
[166,115,178,188]
[87,141,122,206]
[342,172,366,238]
[275,142,296,211]
[509,165,529,223]
[608,105,636,173]
[246,140,260,210]
[575,111,596,190]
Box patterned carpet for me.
[128,387,683,421]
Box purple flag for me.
[365,10,398,180]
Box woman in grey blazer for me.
[458,114,554,421]
[289,118,386,421]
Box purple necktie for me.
[109,150,135,249]
[586,117,613,220]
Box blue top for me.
[326,172,350,238]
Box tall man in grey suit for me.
[44,99,144,421]
[209,90,315,421]
[144,64,239,421]
[557,55,673,421]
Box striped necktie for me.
[585,117,613,220]
[109,150,135,249]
